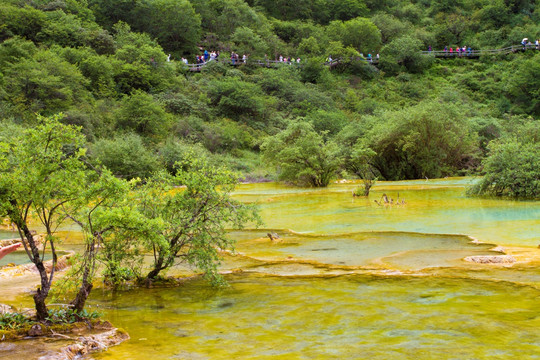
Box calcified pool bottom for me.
[2,179,539,359]
[89,274,540,360]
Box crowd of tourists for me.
[521,38,540,49]
[170,39,540,68]
[427,38,540,54]
[427,45,474,55]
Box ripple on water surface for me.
[232,230,496,271]
[90,274,540,360]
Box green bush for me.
[363,101,480,180]
[0,312,31,330]
[90,134,161,179]
[262,120,343,187]
[469,139,539,199]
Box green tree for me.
[90,134,161,180]
[60,169,141,309]
[345,144,378,195]
[0,36,37,69]
[298,36,322,56]
[504,54,540,116]
[131,0,201,54]
[88,0,137,29]
[0,4,46,42]
[139,157,260,282]
[363,101,479,180]
[379,35,433,74]
[469,118,540,199]
[371,13,408,43]
[327,17,381,53]
[262,121,343,187]
[0,114,87,320]
[3,49,91,116]
[230,27,267,58]
[469,138,539,199]
[331,0,368,21]
[206,78,268,121]
[114,91,172,142]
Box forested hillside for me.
[1,0,539,196]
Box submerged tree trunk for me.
[146,258,164,280]
[72,282,93,313]
[19,222,50,321]
[70,233,102,313]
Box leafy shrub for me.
[46,307,101,324]
[0,312,31,330]
[90,134,161,179]
[262,120,343,187]
[469,138,540,199]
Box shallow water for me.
[90,274,540,360]
[0,251,69,267]
[0,229,17,240]
[2,178,540,359]
[235,178,540,246]
[232,231,497,270]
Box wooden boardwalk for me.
[422,44,539,58]
[184,58,379,72]
[184,44,538,72]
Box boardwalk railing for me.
[182,44,538,71]
[183,57,379,71]
[421,44,539,57]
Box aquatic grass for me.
[0,312,31,330]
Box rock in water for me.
[464,255,516,264]
[28,324,43,336]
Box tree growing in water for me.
[348,144,378,196]
[262,121,343,187]
[469,138,540,199]
[138,156,261,283]
[0,114,87,320]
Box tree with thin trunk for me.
[261,121,343,187]
[60,170,134,311]
[0,114,87,320]
[138,155,261,284]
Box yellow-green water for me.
[2,178,540,359]
[88,274,540,360]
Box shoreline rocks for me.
[38,327,130,360]
[1,319,129,360]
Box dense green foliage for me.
[0,115,88,320]
[262,121,342,187]
[0,115,259,318]
[469,121,540,199]
[0,308,101,330]
[1,0,539,198]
